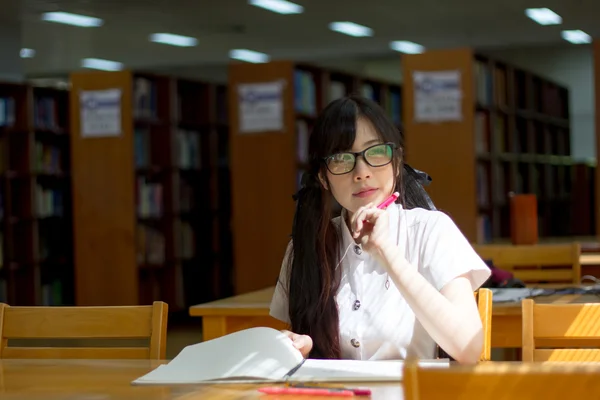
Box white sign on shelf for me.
[413,70,462,122]
[237,81,284,134]
[80,88,122,137]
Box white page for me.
[132,327,304,385]
[290,359,450,382]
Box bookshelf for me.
[402,48,574,243]
[594,40,600,239]
[228,60,403,294]
[69,71,231,310]
[0,82,73,306]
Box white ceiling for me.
[12,0,600,77]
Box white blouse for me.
[269,203,491,360]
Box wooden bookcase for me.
[402,48,573,243]
[0,82,73,306]
[69,70,231,310]
[594,40,600,239]
[228,60,403,295]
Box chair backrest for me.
[475,288,492,361]
[0,301,168,359]
[472,243,581,284]
[403,361,600,400]
[522,298,600,362]
[438,289,492,362]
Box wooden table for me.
[189,286,600,349]
[0,359,403,399]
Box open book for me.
[132,327,448,385]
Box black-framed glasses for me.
[323,142,396,175]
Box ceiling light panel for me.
[81,58,124,71]
[41,11,104,27]
[524,8,562,25]
[390,41,425,54]
[229,49,270,63]
[20,48,36,58]
[249,0,303,14]
[149,33,198,47]
[329,22,373,37]
[561,30,591,44]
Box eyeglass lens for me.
[326,143,393,175]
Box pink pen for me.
[377,192,399,209]
[258,386,354,396]
[361,192,399,224]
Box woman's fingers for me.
[351,203,374,237]
[281,330,313,357]
[353,207,383,237]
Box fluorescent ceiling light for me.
[81,58,123,71]
[390,40,425,54]
[229,49,270,63]
[524,8,562,25]
[329,21,373,37]
[249,0,303,14]
[561,29,592,44]
[149,33,198,47]
[41,11,103,27]
[20,48,36,58]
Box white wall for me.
[0,19,24,82]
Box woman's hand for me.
[281,330,313,358]
[350,202,394,262]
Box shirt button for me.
[353,300,361,310]
[351,338,360,348]
[354,245,362,255]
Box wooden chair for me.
[473,243,581,285]
[0,301,168,359]
[522,299,600,362]
[476,288,492,361]
[403,360,600,399]
[437,288,492,362]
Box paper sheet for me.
[291,359,449,382]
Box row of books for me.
[41,280,64,306]
[175,130,201,169]
[294,70,317,116]
[134,129,152,169]
[35,142,63,174]
[474,60,494,107]
[539,84,567,118]
[477,159,573,208]
[135,220,199,266]
[296,120,309,164]
[136,224,165,266]
[33,97,62,131]
[35,185,64,218]
[133,77,158,120]
[137,177,163,219]
[0,97,15,127]
[476,214,493,244]
[135,128,202,170]
[174,220,195,260]
[475,110,571,156]
[293,69,402,124]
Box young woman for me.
[269,96,491,364]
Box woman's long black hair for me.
[286,95,435,359]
